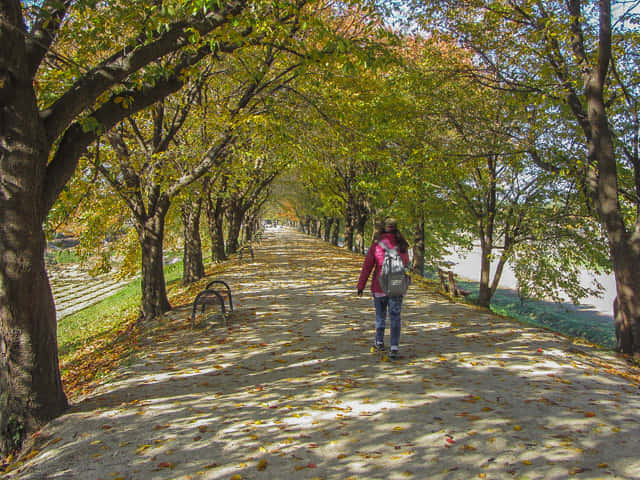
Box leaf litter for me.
[4,231,640,479]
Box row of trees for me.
[0,0,383,454]
[289,0,639,357]
[1,0,638,457]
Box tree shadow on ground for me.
[9,232,640,480]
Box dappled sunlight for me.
[9,230,640,480]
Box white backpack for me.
[377,240,410,297]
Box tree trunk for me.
[323,217,333,242]
[301,216,311,234]
[476,226,494,308]
[477,253,492,307]
[226,205,243,255]
[331,218,341,246]
[588,88,640,353]
[354,212,368,254]
[475,155,497,308]
[613,261,640,354]
[412,217,425,276]
[206,194,226,263]
[243,218,253,244]
[489,235,513,299]
[135,204,172,320]
[580,3,640,355]
[181,198,205,284]
[606,218,640,356]
[344,205,355,251]
[0,218,68,455]
[0,23,68,452]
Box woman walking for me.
[357,218,410,360]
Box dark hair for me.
[372,219,409,253]
[393,231,409,253]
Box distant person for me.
[357,218,410,360]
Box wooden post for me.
[438,268,447,292]
[447,270,457,296]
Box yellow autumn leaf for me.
[24,450,40,460]
[135,444,152,454]
[257,459,268,471]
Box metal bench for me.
[191,280,234,328]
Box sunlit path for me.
[7,230,640,479]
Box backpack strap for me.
[377,240,397,254]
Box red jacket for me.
[357,233,410,294]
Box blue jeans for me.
[374,295,403,349]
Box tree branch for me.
[41,0,249,143]
[41,35,248,215]
[42,72,185,216]
[25,0,71,75]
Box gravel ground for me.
[5,230,640,480]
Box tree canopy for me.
[2,0,639,457]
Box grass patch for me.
[422,269,616,350]
[54,248,81,264]
[57,280,141,359]
[57,255,223,399]
[57,278,142,398]
[490,289,616,349]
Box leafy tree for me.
[0,0,259,453]
[410,0,640,353]
[353,38,468,273]
[224,144,287,253]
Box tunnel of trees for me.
[1,0,638,455]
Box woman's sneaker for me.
[389,348,399,360]
[374,342,386,352]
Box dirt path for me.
[5,230,640,480]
